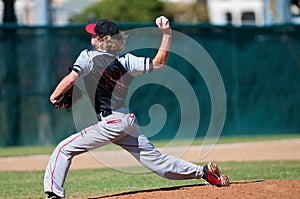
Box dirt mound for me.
[87,180,300,199]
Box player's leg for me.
[114,132,204,180]
[114,130,229,186]
[44,122,116,198]
[44,111,137,198]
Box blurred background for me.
[0,0,299,146]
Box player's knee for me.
[54,142,74,158]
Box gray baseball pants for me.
[44,108,204,197]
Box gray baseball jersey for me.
[44,49,204,198]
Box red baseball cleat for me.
[202,162,230,187]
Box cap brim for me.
[85,24,97,35]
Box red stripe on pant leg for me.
[106,119,122,124]
[50,133,82,192]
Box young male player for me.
[44,16,229,199]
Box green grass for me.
[0,160,299,198]
[0,145,56,158]
[154,133,300,148]
[0,134,299,157]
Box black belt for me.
[101,111,112,117]
[97,111,112,121]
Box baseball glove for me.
[53,84,83,111]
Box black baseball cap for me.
[85,19,119,37]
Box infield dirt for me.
[91,180,300,199]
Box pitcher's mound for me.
[86,180,300,199]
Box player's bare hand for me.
[156,16,171,34]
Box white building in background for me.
[207,0,300,26]
[207,0,265,26]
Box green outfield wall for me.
[0,24,299,146]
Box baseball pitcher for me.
[44,16,229,199]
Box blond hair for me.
[96,32,128,54]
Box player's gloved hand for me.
[51,84,83,111]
